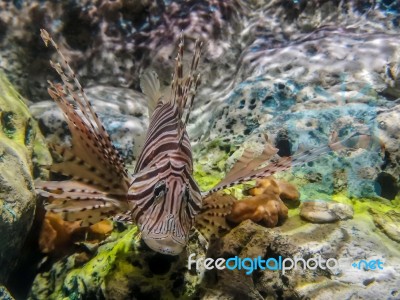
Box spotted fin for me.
[213,141,278,192]
[195,193,236,240]
[169,35,202,144]
[37,29,130,224]
[39,29,129,194]
[36,180,127,226]
[46,200,117,225]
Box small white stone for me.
[300,200,354,223]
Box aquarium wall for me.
[0,1,399,299]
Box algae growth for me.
[30,226,202,300]
[0,72,51,283]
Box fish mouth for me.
[142,233,186,255]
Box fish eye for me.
[154,181,166,202]
[178,185,190,210]
[184,185,190,200]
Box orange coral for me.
[90,219,113,235]
[39,213,114,255]
[39,212,81,254]
[226,177,299,227]
[276,180,300,207]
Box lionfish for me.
[36,29,372,255]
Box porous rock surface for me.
[1,1,398,199]
[29,226,206,300]
[201,218,400,300]
[0,73,51,283]
[370,208,400,243]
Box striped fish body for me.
[37,30,374,256]
[37,30,203,256]
[128,100,202,255]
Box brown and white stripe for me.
[119,37,203,254]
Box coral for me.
[227,193,288,227]
[276,179,301,207]
[227,177,299,227]
[39,213,115,256]
[0,72,51,283]
[248,177,300,204]
[90,219,113,235]
[202,201,400,299]
[38,212,81,255]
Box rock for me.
[204,220,300,300]
[300,200,354,223]
[0,1,398,298]
[370,209,400,243]
[198,82,392,198]
[0,72,51,283]
[29,226,206,299]
[0,0,235,100]
[301,201,339,223]
[0,286,14,300]
[201,215,400,300]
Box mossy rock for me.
[0,286,14,300]
[0,72,51,283]
[29,226,203,300]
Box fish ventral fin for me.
[37,29,130,224]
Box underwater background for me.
[0,0,400,299]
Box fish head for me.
[132,175,202,255]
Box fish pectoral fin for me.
[39,29,130,196]
[36,180,127,226]
[113,212,134,224]
[208,140,279,194]
[195,193,236,240]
